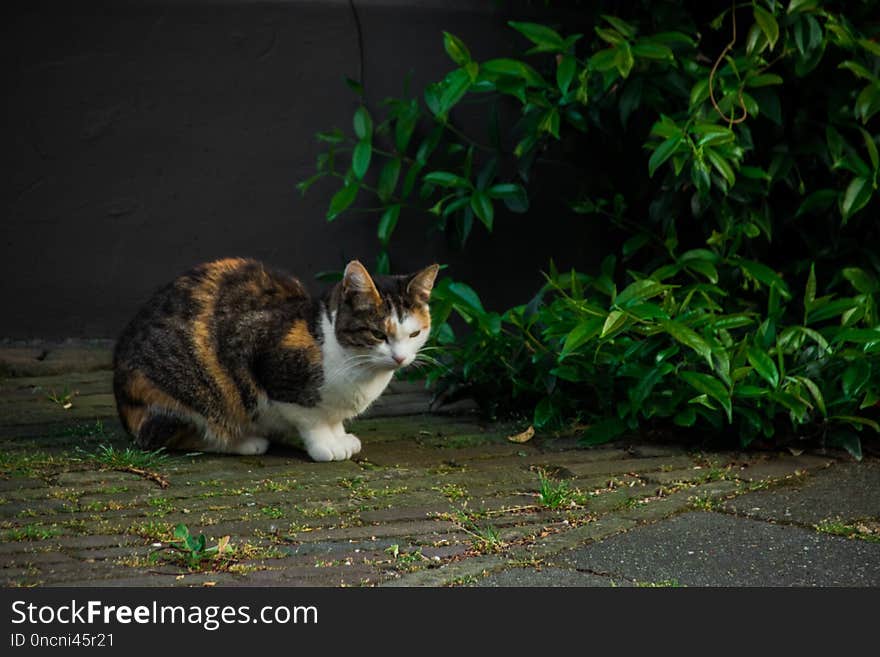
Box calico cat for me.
[112,258,438,462]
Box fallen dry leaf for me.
[507,425,535,443]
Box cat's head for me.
[331,260,439,370]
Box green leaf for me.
[615,279,669,307]
[859,128,879,173]
[855,84,880,124]
[448,281,485,314]
[704,147,736,187]
[753,5,779,50]
[601,310,628,338]
[859,38,880,57]
[685,260,719,284]
[804,262,816,311]
[839,61,877,83]
[395,105,418,152]
[614,41,635,78]
[660,320,712,365]
[796,189,838,216]
[673,407,697,427]
[533,397,558,429]
[734,258,790,298]
[842,267,878,294]
[679,371,732,422]
[443,31,471,65]
[173,524,189,541]
[580,417,626,446]
[830,415,880,433]
[795,376,826,416]
[602,15,636,39]
[377,158,401,203]
[470,191,494,231]
[632,42,674,61]
[345,77,364,96]
[326,182,358,221]
[481,58,547,87]
[316,128,344,144]
[560,318,603,359]
[840,176,872,223]
[557,55,577,95]
[508,21,565,52]
[827,429,863,461]
[353,106,372,141]
[424,171,470,188]
[648,135,683,177]
[352,140,371,180]
[437,68,472,116]
[377,205,400,246]
[746,346,779,388]
[842,361,870,400]
[538,107,561,139]
[746,73,783,87]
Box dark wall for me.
[2,0,606,339]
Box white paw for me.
[340,433,362,455]
[234,436,270,455]
[305,434,359,462]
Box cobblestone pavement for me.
[1,343,877,587]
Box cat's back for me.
[113,258,314,440]
[115,258,310,358]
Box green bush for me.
[304,1,880,456]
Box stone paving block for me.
[560,511,880,586]
[722,461,880,525]
[477,566,630,587]
[731,454,834,482]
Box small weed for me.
[294,503,339,519]
[78,444,169,470]
[260,506,284,519]
[636,579,682,587]
[688,494,724,511]
[56,419,109,439]
[154,524,234,571]
[0,450,68,479]
[339,476,406,500]
[146,497,174,517]
[385,544,426,565]
[449,509,504,553]
[3,524,60,541]
[433,483,468,502]
[47,387,77,410]
[536,469,586,509]
[127,521,174,541]
[815,520,880,543]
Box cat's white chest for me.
[318,314,393,418]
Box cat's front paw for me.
[305,434,360,462]
[340,433,362,456]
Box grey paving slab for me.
[560,511,880,587]
[722,461,880,525]
[477,567,630,587]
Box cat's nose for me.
[392,354,406,366]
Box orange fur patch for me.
[190,259,252,426]
[411,304,432,330]
[282,319,321,363]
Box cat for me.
[112,258,438,462]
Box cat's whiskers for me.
[324,353,379,383]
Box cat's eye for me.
[370,329,387,341]
[409,330,421,338]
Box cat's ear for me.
[407,264,439,302]
[342,260,381,305]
